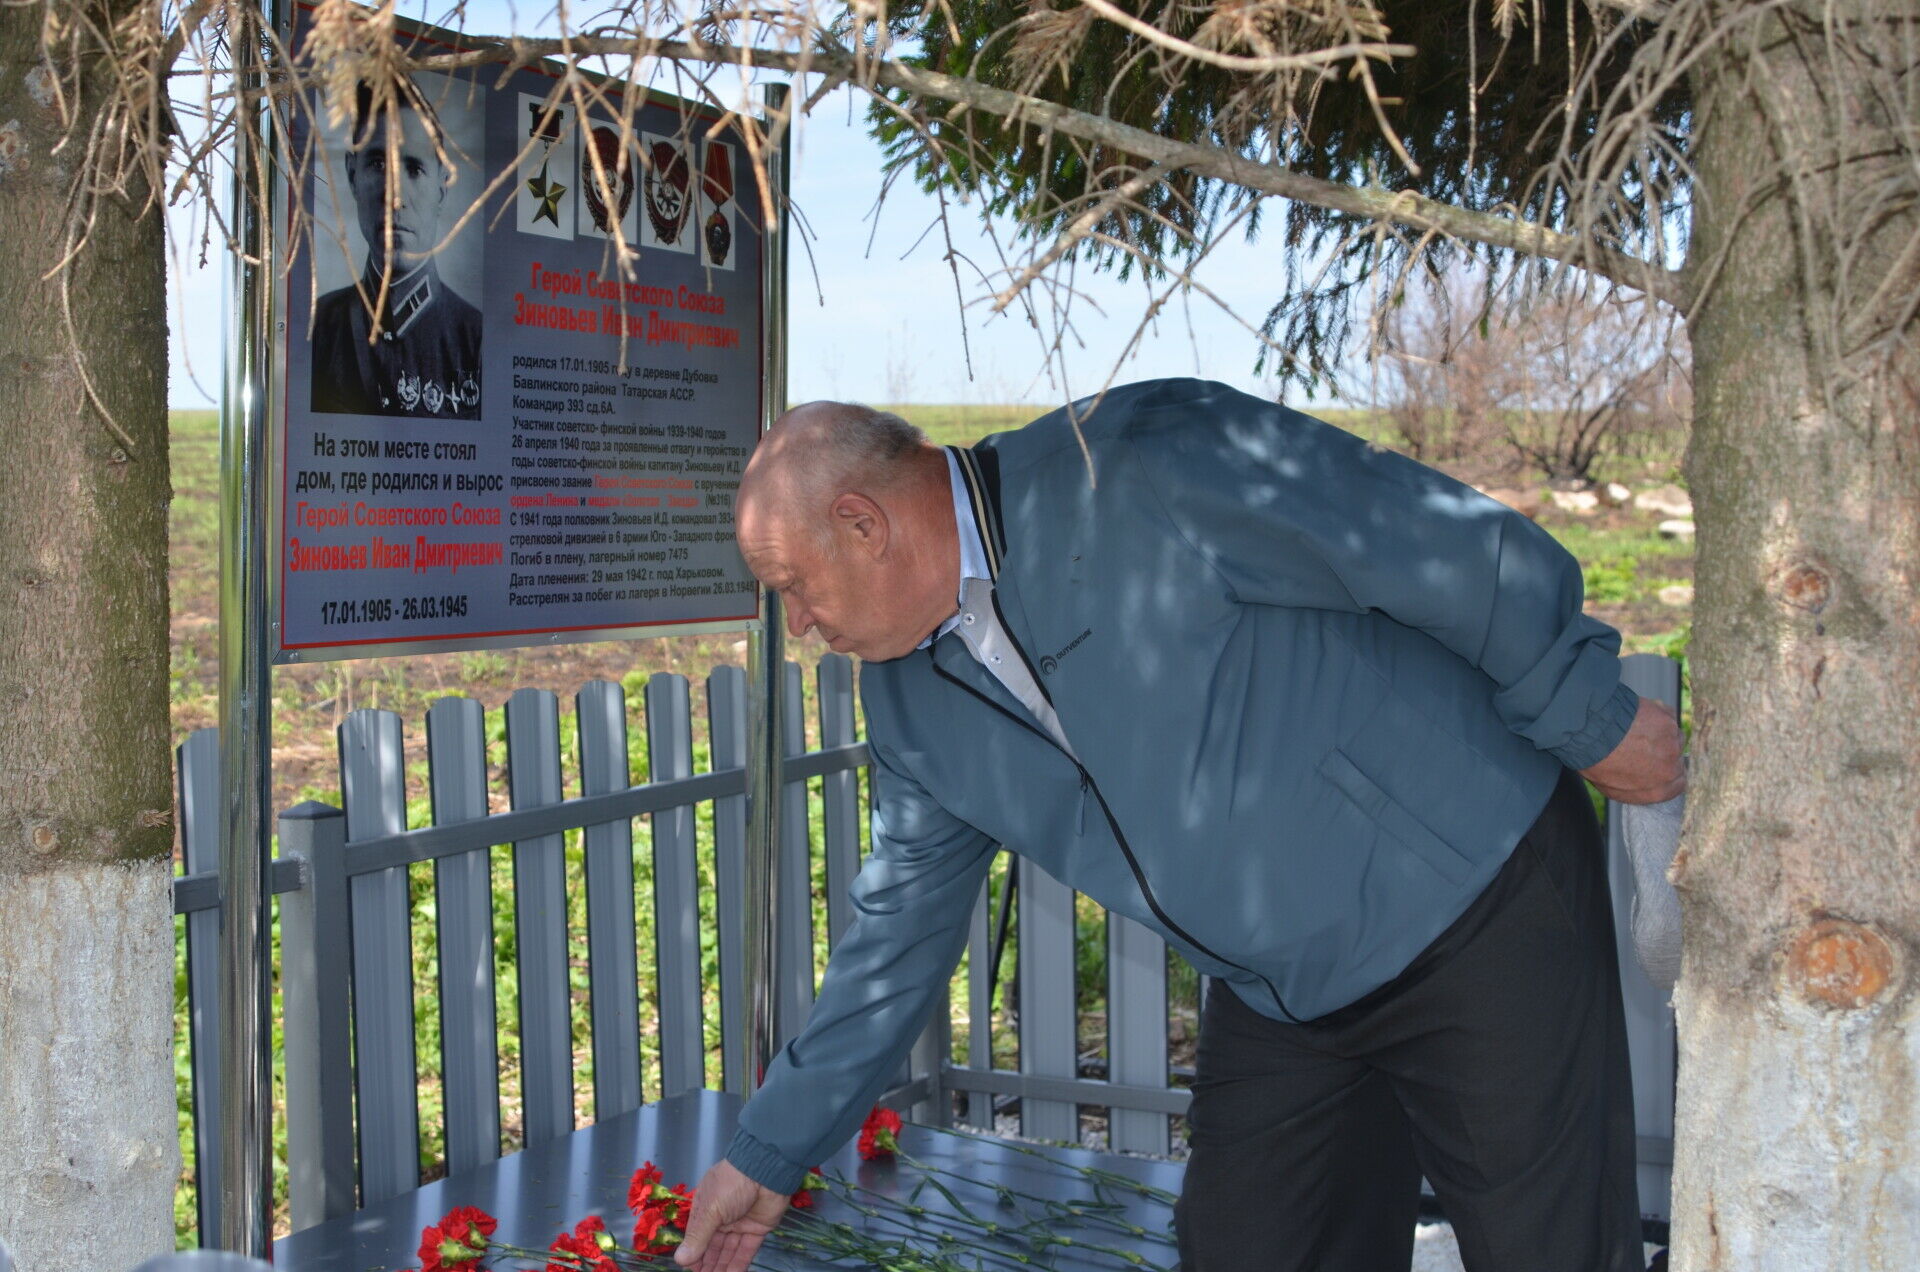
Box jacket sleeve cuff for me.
[725,1126,808,1196]
[1549,680,1640,772]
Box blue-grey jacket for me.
[727,378,1637,1194]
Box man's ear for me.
[829,492,888,560]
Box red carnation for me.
[572,1215,616,1254]
[418,1204,496,1271]
[857,1106,903,1160]
[632,1208,685,1256]
[629,1180,696,1255]
[668,1183,694,1219]
[631,1204,666,1250]
[791,1164,827,1209]
[449,1206,498,1238]
[627,1162,665,1214]
[544,1229,615,1272]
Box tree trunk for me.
[1674,4,1920,1267]
[0,7,177,1267]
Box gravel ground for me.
[1413,1226,1665,1271]
[1411,1224,1468,1272]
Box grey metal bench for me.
[270,1088,1185,1271]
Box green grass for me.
[881,403,1053,448]
[891,402,1394,452]
[1548,519,1694,607]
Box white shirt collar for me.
[920,449,991,648]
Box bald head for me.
[734,401,959,660]
[738,401,933,535]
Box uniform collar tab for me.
[360,262,437,339]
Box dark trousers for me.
[1174,768,1641,1272]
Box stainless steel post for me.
[216,1,278,1255]
[743,82,791,1090]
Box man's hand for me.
[1580,696,1685,805]
[673,1158,790,1272]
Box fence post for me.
[579,681,644,1118]
[1106,915,1169,1154]
[775,660,814,1045]
[576,684,645,1122]
[506,688,575,1146]
[339,709,421,1205]
[647,674,705,1099]
[1018,858,1079,1142]
[817,654,860,947]
[906,1000,951,1128]
[708,666,751,1096]
[427,696,502,1174]
[1610,652,1684,1222]
[176,729,224,1244]
[960,878,995,1129]
[279,801,356,1230]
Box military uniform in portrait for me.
[310,264,483,419]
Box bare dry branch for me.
[1072,0,1413,75]
[400,33,1682,303]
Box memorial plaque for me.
[274,5,766,660]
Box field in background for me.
[166,403,1690,1241]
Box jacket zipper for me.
[930,598,1302,1023]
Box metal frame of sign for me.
[267,2,769,665]
[216,4,791,1256]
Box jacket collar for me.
[926,616,1038,725]
[949,443,1006,581]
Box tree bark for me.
[1674,3,1920,1267]
[0,5,177,1267]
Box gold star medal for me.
[526,157,567,226]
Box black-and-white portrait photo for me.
[309,74,486,419]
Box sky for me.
[164,6,1321,412]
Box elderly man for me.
[310,83,483,419]
[678,379,1683,1272]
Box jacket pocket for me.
[1319,748,1475,886]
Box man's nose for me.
[784,604,814,639]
